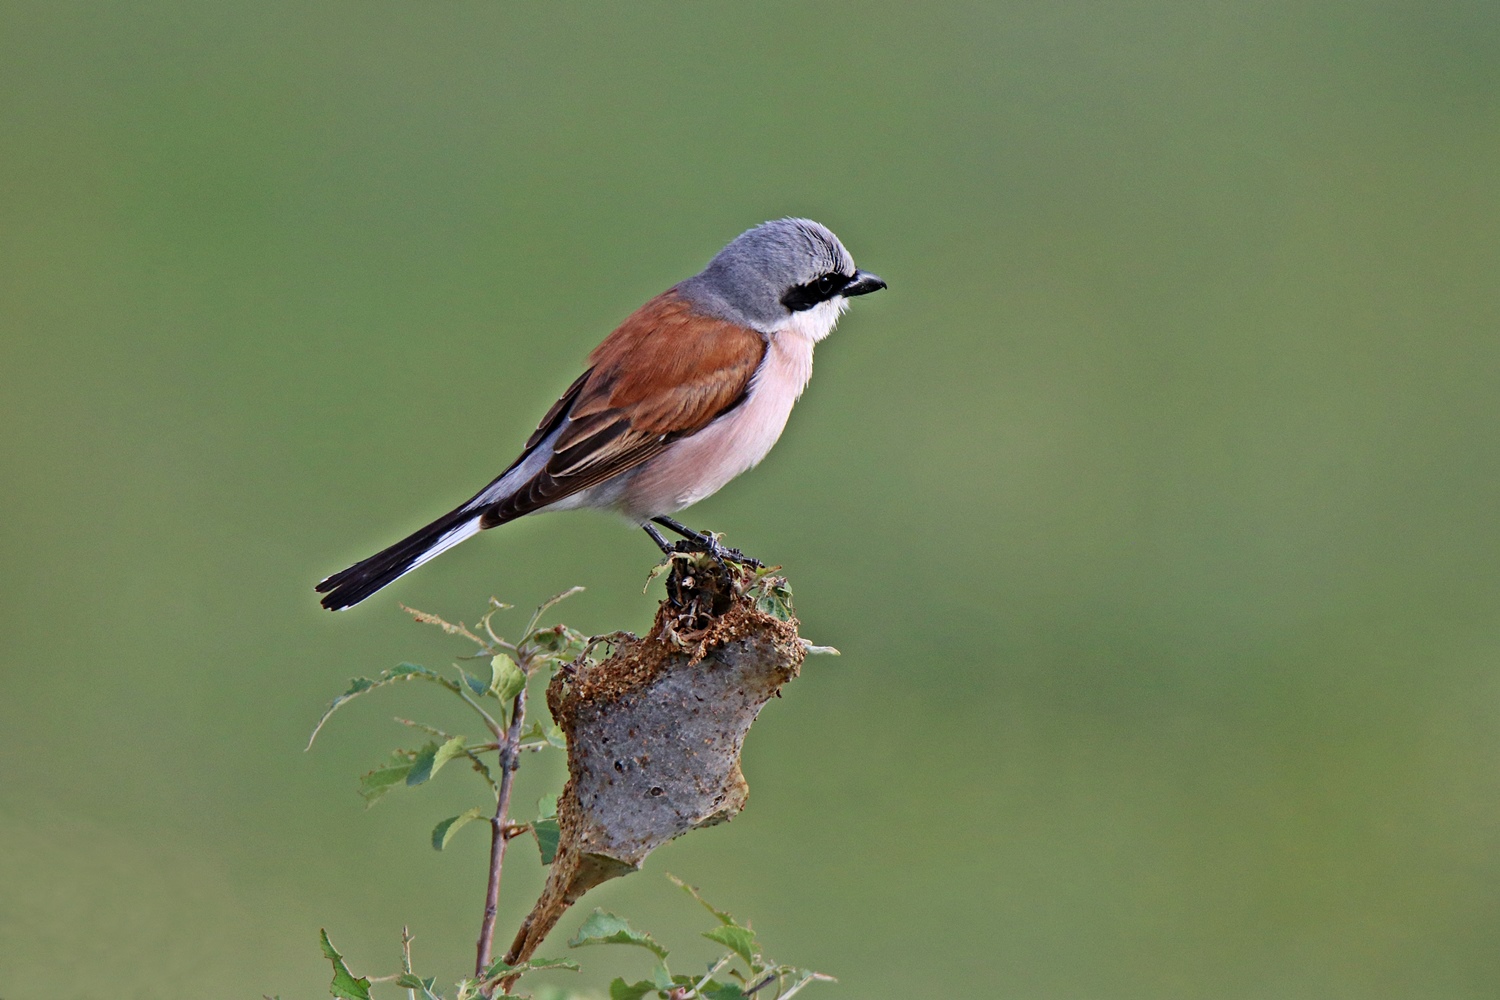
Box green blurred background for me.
[3,3,1499,997]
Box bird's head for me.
[680,218,886,339]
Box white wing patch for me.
[405,518,482,574]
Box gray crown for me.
[678,218,857,330]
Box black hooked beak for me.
[841,270,887,297]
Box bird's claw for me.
[672,532,762,574]
[659,533,763,617]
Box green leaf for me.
[703,925,758,968]
[568,909,668,960]
[394,720,497,793]
[532,817,560,864]
[391,662,437,677]
[525,626,573,656]
[649,963,673,991]
[460,668,490,698]
[307,663,459,749]
[609,980,657,1000]
[357,751,415,805]
[432,806,489,850]
[481,956,581,979]
[434,735,470,774]
[403,740,441,786]
[394,973,443,1000]
[491,653,525,703]
[537,793,559,820]
[407,736,467,786]
[750,577,794,621]
[519,722,568,750]
[319,929,372,1000]
[703,984,748,1000]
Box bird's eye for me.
[781,271,851,312]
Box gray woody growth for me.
[505,571,809,968]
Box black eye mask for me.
[780,271,854,312]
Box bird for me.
[315,217,885,611]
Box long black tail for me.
[315,505,485,611]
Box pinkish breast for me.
[612,330,816,522]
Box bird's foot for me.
[648,516,764,569]
[643,521,764,620]
[679,532,760,581]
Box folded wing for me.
[316,290,765,609]
[479,291,766,524]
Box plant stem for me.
[475,683,527,988]
[686,953,733,998]
[401,925,416,1000]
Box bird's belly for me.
[612,331,814,522]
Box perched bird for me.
[316,218,885,610]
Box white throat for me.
[773,297,849,342]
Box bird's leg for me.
[643,523,675,554]
[650,514,709,544]
[649,516,763,569]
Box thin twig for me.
[684,953,734,998]
[474,678,528,989]
[456,686,506,741]
[524,586,586,637]
[778,972,836,999]
[480,611,519,655]
[401,925,417,1000]
[400,603,490,649]
[745,973,779,996]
